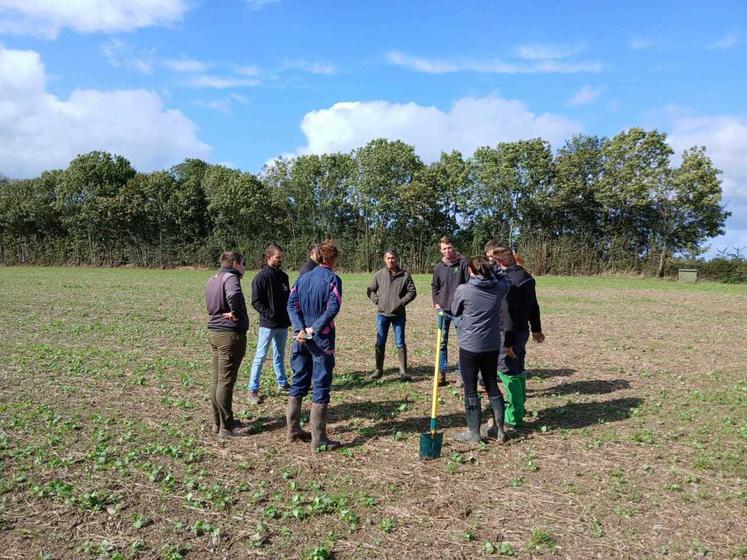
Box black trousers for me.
[459,348,501,400]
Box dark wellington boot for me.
[397,346,412,382]
[310,403,341,451]
[286,396,311,443]
[481,396,508,443]
[453,397,482,443]
[367,346,385,381]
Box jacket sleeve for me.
[527,280,542,333]
[366,273,379,305]
[401,273,417,305]
[431,265,440,305]
[224,274,246,319]
[287,283,305,332]
[310,276,342,333]
[251,272,273,321]
[451,285,465,317]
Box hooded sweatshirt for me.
[431,254,469,311]
[451,274,509,353]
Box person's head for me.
[265,243,284,268]
[439,235,456,261]
[318,239,339,269]
[308,243,321,263]
[484,240,500,263]
[383,248,399,271]
[468,256,493,278]
[220,251,246,277]
[491,245,515,269]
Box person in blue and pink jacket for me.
[285,240,343,451]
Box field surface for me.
[1,267,746,560]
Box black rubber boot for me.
[310,403,341,451]
[481,396,508,443]
[368,345,385,381]
[397,346,412,382]
[454,397,482,443]
[286,396,311,443]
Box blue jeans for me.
[248,327,289,391]
[376,314,406,348]
[289,333,335,404]
[437,311,461,374]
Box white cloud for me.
[245,0,280,9]
[187,74,261,89]
[196,93,249,113]
[0,45,211,178]
[0,0,188,38]
[101,40,210,75]
[294,96,582,162]
[707,32,741,50]
[628,37,654,50]
[280,59,336,75]
[567,85,604,106]
[161,57,209,73]
[516,42,584,60]
[667,109,747,252]
[387,50,602,74]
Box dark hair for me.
[493,246,515,264]
[318,239,339,265]
[384,248,399,258]
[265,243,283,259]
[484,240,499,254]
[469,256,492,278]
[308,243,320,253]
[438,235,453,246]
[220,251,244,268]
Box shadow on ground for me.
[333,365,434,390]
[528,368,576,380]
[531,378,631,396]
[534,397,644,430]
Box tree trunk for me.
[657,246,667,278]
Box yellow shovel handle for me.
[430,312,444,436]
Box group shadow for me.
[528,368,576,380]
[530,378,631,397]
[333,365,434,391]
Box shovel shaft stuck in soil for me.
[420,312,444,459]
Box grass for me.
[0,266,745,559]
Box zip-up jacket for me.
[367,267,417,317]
[431,257,469,312]
[501,265,542,347]
[452,274,509,353]
[205,267,249,333]
[251,265,291,329]
[287,264,342,335]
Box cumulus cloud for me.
[0,0,188,38]
[667,109,747,251]
[567,85,604,106]
[387,50,602,74]
[0,45,211,178]
[294,96,582,162]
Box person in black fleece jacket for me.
[489,244,545,428]
[246,244,292,404]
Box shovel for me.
[420,311,445,459]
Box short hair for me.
[469,256,493,278]
[493,246,515,264]
[438,235,453,246]
[318,239,339,265]
[384,248,399,258]
[220,251,244,268]
[308,243,320,254]
[265,243,283,259]
[484,240,499,255]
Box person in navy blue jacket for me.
[286,240,343,451]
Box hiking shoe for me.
[247,390,261,405]
[218,426,251,438]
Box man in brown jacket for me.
[366,249,417,381]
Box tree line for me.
[0,127,731,276]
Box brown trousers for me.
[208,330,247,430]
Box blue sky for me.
[0,0,745,254]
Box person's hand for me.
[505,346,516,359]
[304,327,315,338]
[532,331,545,344]
[434,304,441,310]
[294,330,307,343]
[223,311,238,322]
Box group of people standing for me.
[204,235,544,451]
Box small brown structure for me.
[678,268,698,283]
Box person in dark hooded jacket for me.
[450,256,510,444]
